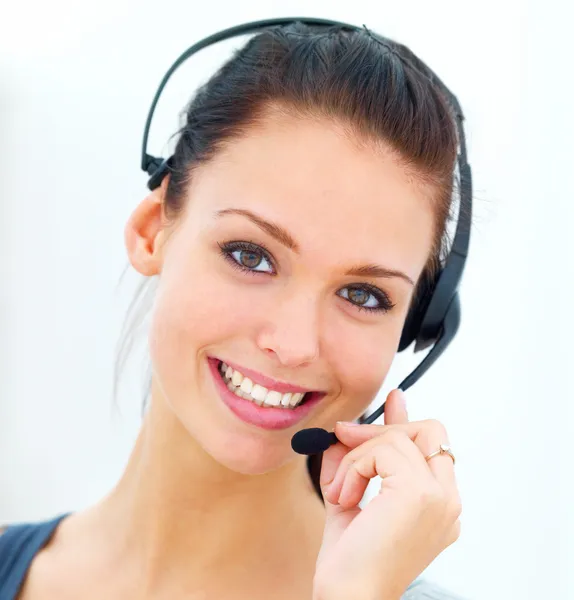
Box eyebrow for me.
[214,208,415,286]
[216,208,300,252]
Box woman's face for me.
[135,110,436,474]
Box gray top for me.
[405,579,466,599]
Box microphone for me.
[291,428,338,455]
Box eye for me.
[338,284,395,314]
[218,241,275,275]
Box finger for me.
[335,420,457,490]
[334,421,412,448]
[329,429,433,506]
[320,440,352,507]
[316,442,362,558]
[384,388,409,426]
[335,419,444,455]
[325,434,377,501]
[336,443,411,508]
[412,420,457,491]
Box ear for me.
[124,176,170,276]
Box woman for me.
[0,21,467,600]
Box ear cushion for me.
[398,268,440,352]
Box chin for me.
[149,331,331,475]
[158,381,303,477]
[187,419,301,475]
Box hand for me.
[312,389,462,600]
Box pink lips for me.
[207,357,325,431]
[218,357,316,394]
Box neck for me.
[89,388,326,594]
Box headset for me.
[139,17,472,438]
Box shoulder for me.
[0,514,69,595]
[402,578,467,600]
[0,514,69,554]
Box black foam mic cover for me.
[291,428,338,455]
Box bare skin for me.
[18,397,327,599]
[13,109,455,600]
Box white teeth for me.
[240,377,253,394]
[291,392,304,407]
[218,362,309,409]
[250,384,267,404]
[264,391,282,407]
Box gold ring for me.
[425,444,455,466]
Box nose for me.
[255,290,320,368]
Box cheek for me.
[324,317,403,419]
[148,249,263,370]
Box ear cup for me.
[398,268,440,352]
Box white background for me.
[1,1,572,599]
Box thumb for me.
[384,388,409,425]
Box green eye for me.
[235,249,264,269]
[219,241,275,275]
[218,241,395,314]
[338,284,395,313]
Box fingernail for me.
[336,421,360,426]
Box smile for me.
[218,361,308,409]
[207,357,325,431]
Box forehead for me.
[187,112,436,281]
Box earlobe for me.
[124,182,168,276]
